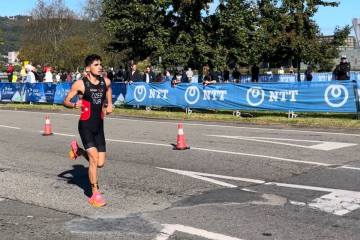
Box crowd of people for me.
[3,56,352,85]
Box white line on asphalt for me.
[190,146,332,166]
[2,109,360,137]
[158,168,360,216]
[0,124,21,130]
[49,131,356,169]
[53,132,76,137]
[155,224,245,240]
[208,135,357,151]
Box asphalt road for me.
[1,109,360,239]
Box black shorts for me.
[78,122,106,152]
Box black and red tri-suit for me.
[78,76,107,152]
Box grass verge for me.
[1,103,359,129]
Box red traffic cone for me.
[175,123,189,150]
[42,115,53,136]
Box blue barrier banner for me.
[126,81,358,113]
[23,83,47,103]
[43,83,57,103]
[0,83,23,102]
[112,83,127,106]
[53,83,72,104]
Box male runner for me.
[63,54,113,207]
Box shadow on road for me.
[58,165,92,197]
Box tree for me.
[257,0,350,74]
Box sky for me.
[0,0,358,35]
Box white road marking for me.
[208,135,357,151]
[38,131,360,170]
[190,146,332,166]
[0,124,21,130]
[53,132,76,137]
[159,168,360,216]
[155,224,244,240]
[2,109,360,137]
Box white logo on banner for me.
[247,87,265,106]
[134,85,147,102]
[324,85,348,108]
[185,86,200,105]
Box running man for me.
[63,54,113,207]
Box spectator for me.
[24,65,36,83]
[107,67,115,81]
[185,67,194,82]
[172,69,189,85]
[278,66,285,74]
[6,64,14,82]
[44,67,53,83]
[55,72,61,83]
[155,72,164,82]
[66,71,73,82]
[116,66,126,82]
[251,64,260,83]
[60,72,67,82]
[333,55,351,80]
[126,62,142,83]
[211,67,222,83]
[143,65,156,83]
[232,67,241,83]
[163,69,171,82]
[223,67,230,82]
[305,65,313,81]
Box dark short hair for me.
[84,54,102,67]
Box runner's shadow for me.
[58,165,92,197]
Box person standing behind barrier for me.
[143,65,156,83]
[333,55,351,80]
[305,65,313,81]
[126,62,142,83]
[171,70,188,87]
[44,67,53,83]
[223,67,230,83]
[186,67,193,82]
[6,64,14,82]
[24,65,36,83]
[251,64,259,82]
[232,67,241,83]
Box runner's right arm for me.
[63,80,84,109]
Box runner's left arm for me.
[105,78,113,115]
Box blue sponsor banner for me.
[53,83,72,104]
[112,83,127,106]
[0,83,23,102]
[43,83,57,103]
[126,81,358,113]
[23,83,47,103]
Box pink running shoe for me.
[69,140,79,160]
[88,192,106,207]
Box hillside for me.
[0,15,29,54]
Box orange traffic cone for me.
[42,115,53,136]
[175,123,189,150]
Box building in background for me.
[338,19,360,70]
[7,51,19,64]
[353,18,360,48]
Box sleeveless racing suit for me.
[78,77,107,152]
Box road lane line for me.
[50,131,347,168]
[159,168,360,216]
[1,125,358,171]
[208,134,357,151]
[2,109,360,137]
[0,124,21,130]
[155,224,245,240]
